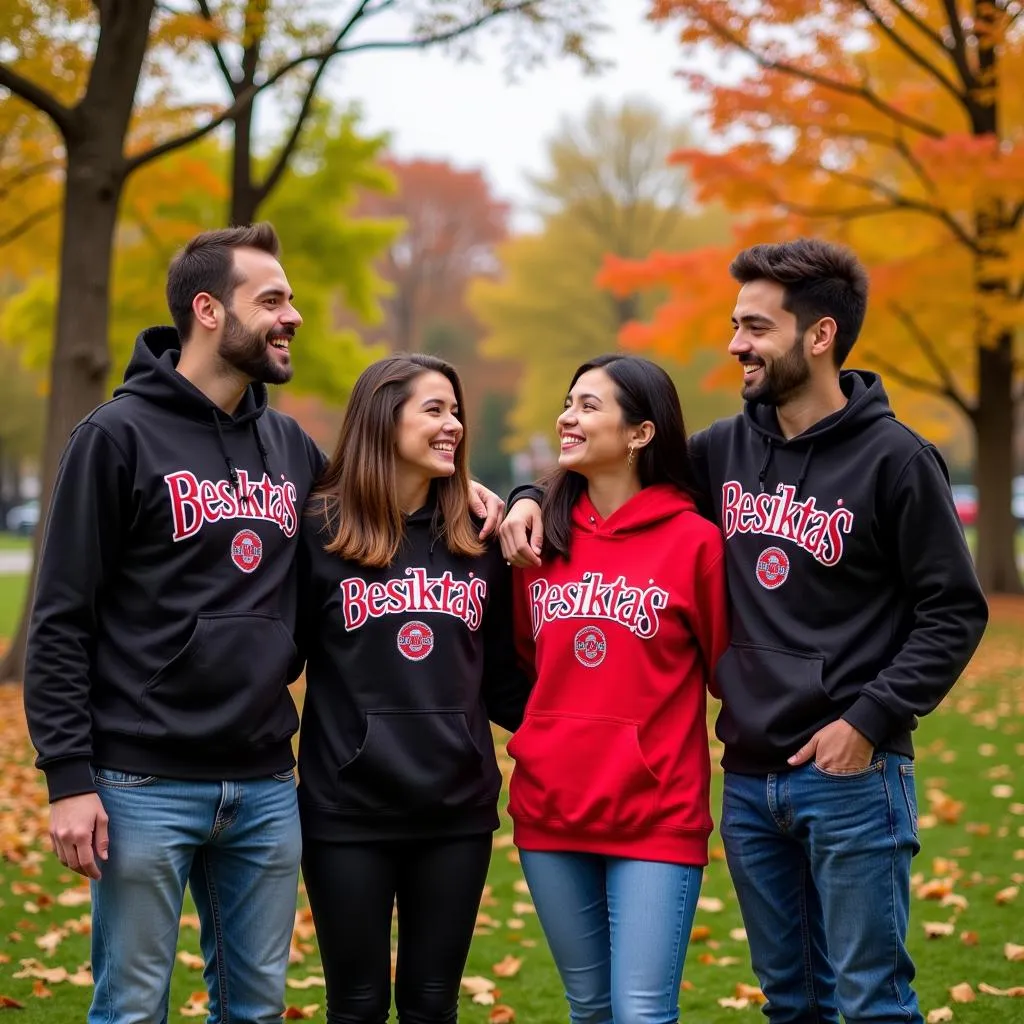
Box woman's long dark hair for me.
[313,354,483,566]
[542,354,698,560]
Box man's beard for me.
[218,310,294,385]
[742,334,810,406]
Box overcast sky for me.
[316,4,704,228]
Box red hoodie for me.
[508,484,729,866]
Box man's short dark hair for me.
[166,223,281,341]
[729,239,869,367]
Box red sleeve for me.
[692,537,730,699]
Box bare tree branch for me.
[696,13,946,138]
[196,0,236,87]
[885,0,951,51]
[127,0,540,176]
[0,159,63,200]
[851,0,967,105]
[0,66,75,137]
[822,126,937,193]
[938,0,975,88]
[0,202,61,248]
[814,163,987,254]
[254,0,376,203]
[888,301,974,414]
[863,347,977,419]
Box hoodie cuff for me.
[44,758,96,803]
[507,484,543,509]
[841,694,894,748]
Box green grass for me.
[0,608,1022,1021]
[0,534,31,552]
[0,574,28,641]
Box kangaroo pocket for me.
[508,713,659,831]
[335,711,492,814]
[715,642,828,755]
[137,612,298,746]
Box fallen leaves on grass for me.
[949,982,975,1002]
[492,956,522,978]
[717,982,767,1009]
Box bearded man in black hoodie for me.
[500,239,988,1024]
[23,223,504,1024]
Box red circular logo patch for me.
[574,625,607,669]
[397,620,435,661]
[230,529,263,573]
[756,546,790,590]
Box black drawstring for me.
[251,421,272,479]
[211,412,248,509]
[795,443,815,499]
[757,439,774,494]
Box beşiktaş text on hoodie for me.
[295,493,533,843]
[24,326,324,802]
[688,370,988,774]
[508,485,729,867]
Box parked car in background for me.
[1014,476,1024,524]
[5,499,39,535]
[951,484,977,527]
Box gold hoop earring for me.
[627,445,636,469]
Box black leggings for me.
[302,834,493,1024]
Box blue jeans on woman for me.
[520,851,703,1024]
[720,755,922,1024]
[88,768,302,1024]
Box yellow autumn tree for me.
[470,99,733,455]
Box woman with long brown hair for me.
[294,353,530,1024]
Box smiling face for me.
[394,370,464,486]
[556,367,644,479]
[217,246,302,385]
[729,279,812,406]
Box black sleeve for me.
[507,483,544,510]
[291,509,331,683]
[24,422,133,802]
[842,446,989,744]
[687,428,715,520]
[481,556,534,732]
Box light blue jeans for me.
[89,769,302,1024]
[520,851,703,1024]
[721,755,922,1024]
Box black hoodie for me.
[689,370,988,773]
[24,327,323,801]
[295,494,533,842]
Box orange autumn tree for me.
[599,0,1024,594]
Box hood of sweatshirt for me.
[743,370,895,498]
[114,326,268,425]
[571,482,700,538]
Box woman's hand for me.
[499,499,543,567]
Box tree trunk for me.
[0,0,154,682]
[973,334,1022,594]
[0,145,123,681]
[229,106,260,226]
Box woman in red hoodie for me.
[508,353,729,1024]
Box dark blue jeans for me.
[721,756,923,1024]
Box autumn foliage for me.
[599,0,1024,593]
